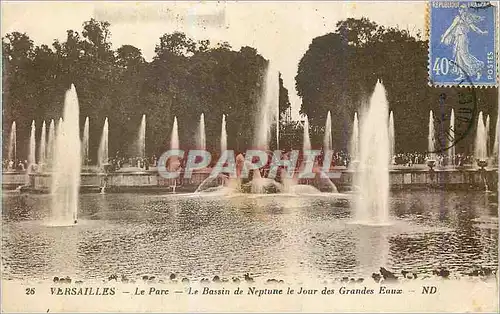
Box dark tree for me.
[2,19,292,161]
[296,18,498,153]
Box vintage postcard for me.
[1,1,499,313]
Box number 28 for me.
[25,288,35,295]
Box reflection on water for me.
[2,190,498,281]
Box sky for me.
[2,1,426,119]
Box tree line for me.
[3,17,497,161]
[296,18,498,153]
[2,19,291,161]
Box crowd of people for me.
[1,155,159,173]
[2,159,28,171]
[391,152,476,167]
[103,155,158,172]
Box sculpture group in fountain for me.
[194,151,339,195]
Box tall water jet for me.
[428,110,436,160]
[38,121,47,168]
[220,114,227,152]
[485,114,490,156]
[171,116,179,150]
[138,114,146,158]
[82,117,89,165]
[323,111,332,152]
[303,115,311,151]
[51,84,81,225]
[28,120,36,172]
[493,114,499,164]
[254,62,279,149]
[474,111,487,163]
[197,113,206,150]
[168,116,180,191]
[98,118,109,168]
[47,119,55,167]
[354,81,390,224]
[350,113,360,161]
[56,118,63,149]
[54,117,63,158]
[250,65,280,192]
[448,109,456,166]
[57,118,63,136]
[388,111,395,161]
[7,121,16,162]
[276,82,280,150]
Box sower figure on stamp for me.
[440,4,488,81]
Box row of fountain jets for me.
[428,109,499,163]
[7,66,281,226]
[8,115,137,169]
[9,113,215,169]
[9,102,499,171]
[6,70,499,226]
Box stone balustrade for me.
[2,167,497,193]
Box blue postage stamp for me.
[429,1,497,86]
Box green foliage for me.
[2,20,291,159]
[296,18,498,153]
